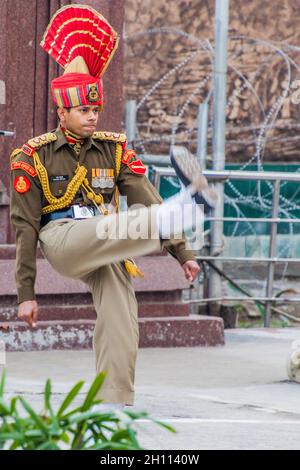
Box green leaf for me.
[10,397,18,414]
[36,441,60,450]
[124,409,149,420]
[18,397,48,434]
[0,369,6,397]
[110,429,130,442]
[57,380,85,417]
[60,432,70,444]
[47,418,61,436]
[0,432,23,441]
[9,441,20,450]
[0,398,10,415]
[110,428,141,448]
[24,429,45,438]
[127,428,140,447]
[81,373,106,412]
[59,405,84,420]
[153,419,177,433]
[44,379,54,416]
[68,410,117,425]
[0,373,168,451]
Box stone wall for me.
[124,0,300,162]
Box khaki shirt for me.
[10,127,195,304]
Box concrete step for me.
[0,251,213,349]
[0,316,224,351]
[0,300,189,322]
[0,256,190,297]
[0,255,191,323]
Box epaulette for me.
[92,131,127,146]
[22,132,57,157]
[10,148,22,162]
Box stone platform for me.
[0,246,224,350]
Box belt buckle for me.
[71,204,94,219]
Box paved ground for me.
[2,327,300,450]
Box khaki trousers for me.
[39,207,161,405]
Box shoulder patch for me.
[93,131,127,146]
[27,132,57,150]
[128,160,147,176]
[11,161,37,178]
[122,149,137,165]
[121,148,146,175]
[14,175,31,194]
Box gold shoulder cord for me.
[27,131,107,215]
[114,142,122,214]
[33,153,107,215]
[114,141,144,278]
[81,177,109,215]
[33,152,88,214]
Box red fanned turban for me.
[41,4,119,108]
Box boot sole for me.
[170,146,218,209]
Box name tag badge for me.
[50,175,69,182]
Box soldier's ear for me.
[57,107,67,124]
[57,107,63,120]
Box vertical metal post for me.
[197,103,209,169]
[196,103,209,303]
[125,100,137,146]
[265,179,281,327]
[0,80,6,105]
[209,0,230,315]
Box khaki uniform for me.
[10,127,195,405]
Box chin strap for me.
[61,126,85,156]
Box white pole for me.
[208,0,230,315]
[125,100,137,146]
[197,103,209,169]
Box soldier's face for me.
[58,106,101,137]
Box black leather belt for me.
[40,205,97,228]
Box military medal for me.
[92,177,101,188]
[92,168,114,189]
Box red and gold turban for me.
[41,4,119,109]
[51,73,103,108]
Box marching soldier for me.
[10,5,214,409]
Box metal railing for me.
[0,131,15,137]
[150,166,300,327]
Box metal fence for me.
[150,165,300,327]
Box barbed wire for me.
[124,29,300,280]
